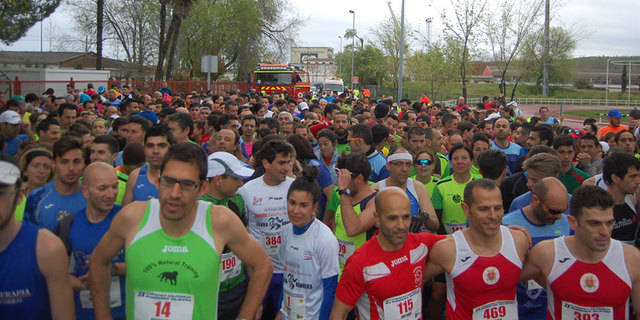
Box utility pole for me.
[338,36,342,75]
[542,0,550,97]
[425,18,433,49]
[398,0,406,100]
[349,10,355,89]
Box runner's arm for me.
[338,194,376,237]
[329,299,354,320]
[89,205,134,320]
[423,236,452,280]
[623,244,640,318]
[519,240,551,286]
[220,207,273,320]
[414,180,439,231]
[121,168,140,206]
[37,229,76,320]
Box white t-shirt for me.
[238,175,294,273]
[279,218,340,320]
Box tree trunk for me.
[165,17,182,80]
[510,75,523,102]
[155,0,169,80]
[96,0,104,70]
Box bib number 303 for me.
[561,301,613,320]
[135,291,194,320]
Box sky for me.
[2,0,639,59]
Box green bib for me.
[126,199,220,320]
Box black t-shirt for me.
[612,202,637,244]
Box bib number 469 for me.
[154,301,171,318]
[482,306,506,319]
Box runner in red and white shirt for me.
[330,187,445,320]
[521,185,640,320]
[425,179,529,320]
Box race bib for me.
[338,239,356,266]
[383,287,422,319]
[282,291,306,319]
[561,301,613,320]
[472,300,517,320]
[220,252,242,282]
[445,223,466,234]
[134,291,194,320]
[79,276,122,309]
[261,233,282,255]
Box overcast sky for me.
[2,0,639,59]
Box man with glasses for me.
[348,124,389,182]
[502,177,571,319]
[122,124,174,205]
[89,143,272,320]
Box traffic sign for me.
[352,76,359,84]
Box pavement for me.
[517,104,638,128]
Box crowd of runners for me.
[1,82,640,320]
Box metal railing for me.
[442,97,640,108]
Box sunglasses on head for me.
[416,159,433,166]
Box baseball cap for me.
[97,85,106,94]
[43,88,54,95]
[0,160,20,185]
[299,102,309,111]
[484,112,501,121]
[0,110,21,125]
[207,152,254,179]
[607,109,624,118]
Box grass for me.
[378,81,640,102]
[563,109,619,119]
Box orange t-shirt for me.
[599,124,629,138]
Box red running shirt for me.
[546,237,632,320]
[336,232,445,320]
[445,226,523,320]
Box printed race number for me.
[135,291,194,320]
[383,288,421,319]
[337,239,355,265]
[561,301,612,320]
[472,300,516,320]
[261,233,282,255]
[220,252,242,282]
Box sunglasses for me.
[348,137,364,142]
[416,159,433,166]
[535,193,565,215]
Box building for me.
[289,47,337,85]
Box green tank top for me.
[125,199,220,320]
[329,188,375,276]
[115,171,128,206]
[432,175,475,234]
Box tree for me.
[335,45,388,88]
[371,8,416,89]
[515,26,576,97]
[441,0,487,101]
[0,0,61,44]
[484,0,543,96]
[406,41,459,101]
[155,0,195,80]
[96,0,103,70]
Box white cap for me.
[600,141,610,154]
[484,112,501,121]
[0,110,20,125]
[507,101,519,107]
[0,161,20,185]
[299,102,309,111]
[207,152,254,179]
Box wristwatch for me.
[338,188,351,196]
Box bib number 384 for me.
[383,288,421,319]
[561,301,613,320]
[261,233,282,255]
[472,300,517,320]
[135,291,194,320]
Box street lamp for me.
[349,9,355,89]
[425,18,433,49]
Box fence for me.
[0,77,250,97]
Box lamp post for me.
[425,18,433,49]
[398,0,405,100]
[338,35,342,75]
[349,9,355,89]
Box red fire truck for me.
[251,64,310,98]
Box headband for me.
[387,153,413,163]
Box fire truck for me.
[251,64,310,98]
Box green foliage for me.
[335,45,388,87]
[0,0,61,44]
[573,79,593,89]
[405,42,458,101]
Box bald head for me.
[533,177,568,202]
[375,186,411,215]
[83,162,116,186]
